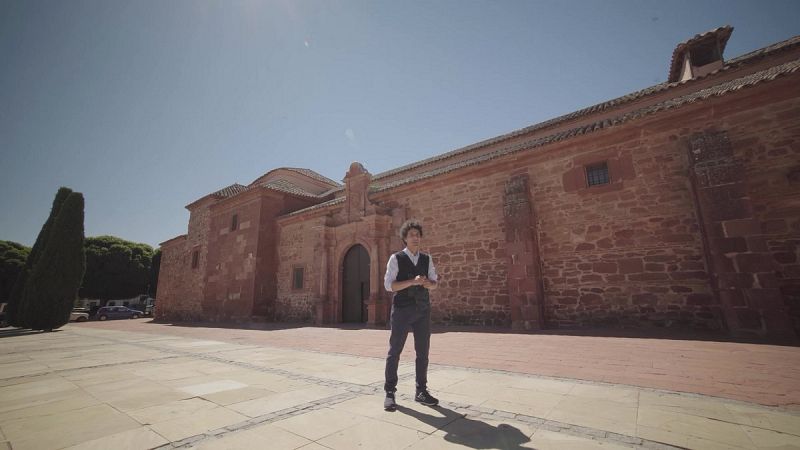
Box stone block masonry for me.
[155,28,800,340]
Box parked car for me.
[95,306,142,321]
[70,309,89,322]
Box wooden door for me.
[342,245,370,323]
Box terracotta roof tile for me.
[255,178,319,198]
[727,35,800,65]
[283,197,345,217]
[211,183,247,198]
[261,35,800,220]
[368,34,799,185]
[373,58,800,193]
[668,25,734,83]
[283,168,341,187]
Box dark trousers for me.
[384,302,431,393]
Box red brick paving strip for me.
[76,320,800,408]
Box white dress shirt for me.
[384,248,438,292]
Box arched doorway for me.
[342,244,370,323]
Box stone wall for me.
[156,48,799,339]
[275,218,321,322]
[154,236,187,320]
[203,194,262,321]
[535,122,715,330]
[202,192,318,321]
[721,90,800,338]
[380,172,512,326]
[156,199,212,321]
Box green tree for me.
[80,236,154,302]
[0,241,31,303]
[7,187,72,327]
[18,192,86,331]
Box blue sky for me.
[1,0,798,248]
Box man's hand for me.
[391,276,427,292]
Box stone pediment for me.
[340,162,388,224]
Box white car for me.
[70,310,89,322]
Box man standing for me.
[383,219,439,411]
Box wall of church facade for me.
[730,93,800,336]
[275,218,321,322]
[154,44,799,340]
[266,84,796,331]
[156,201,211,321]
[379,173,513,326]
[532,119,716,329]
[203,195,262,321]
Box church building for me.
[156,27,800,341]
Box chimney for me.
[668,26,733,83]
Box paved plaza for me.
[1,320,799,449]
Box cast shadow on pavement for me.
[396,405,531,449]
[0,328,51,339]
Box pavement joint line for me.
[158,386,681,450]
[74,332,391,394]
[430,361,800,416]
[74,327,800,415]
[65,328,795,414]
[677,411,800,439]
[155,391,362,449]
[59,331,672,448]
[0,342,120,355]
[0,355,182,382]
[45,328,793,448]
[67,329,800,424]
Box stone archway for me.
[342,244,370,323]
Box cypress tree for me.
[23,192,86,331]
[8,187,72,327]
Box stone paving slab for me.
[76,319,800,407]
[0,323,799,450]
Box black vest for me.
[392,251,431,307]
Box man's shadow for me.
[396,405,532,449]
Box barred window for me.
[293,267,304,290]
[191,250,199,269]
[586,162,610,186]
[230,214,238,231]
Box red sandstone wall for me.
[203,192,319,322]
[253,195,317,320]
[204,195,262,321]
[276,219,321,322]
[730,96,800,336]
[534,126,715,329]
[367,79,797,332]
[154,237,186,320]
[158,58,798,337]
[383,174,511,326]
[156,200,212,321]
[378,124,715,329]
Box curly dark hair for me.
[399,219,423,244]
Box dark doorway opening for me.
[342,245,370,323]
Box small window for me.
[586,162,610,187]
[230,214,239,231]
[293,267,304,290]
[191,250,199,269]
[690,43,721,67]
